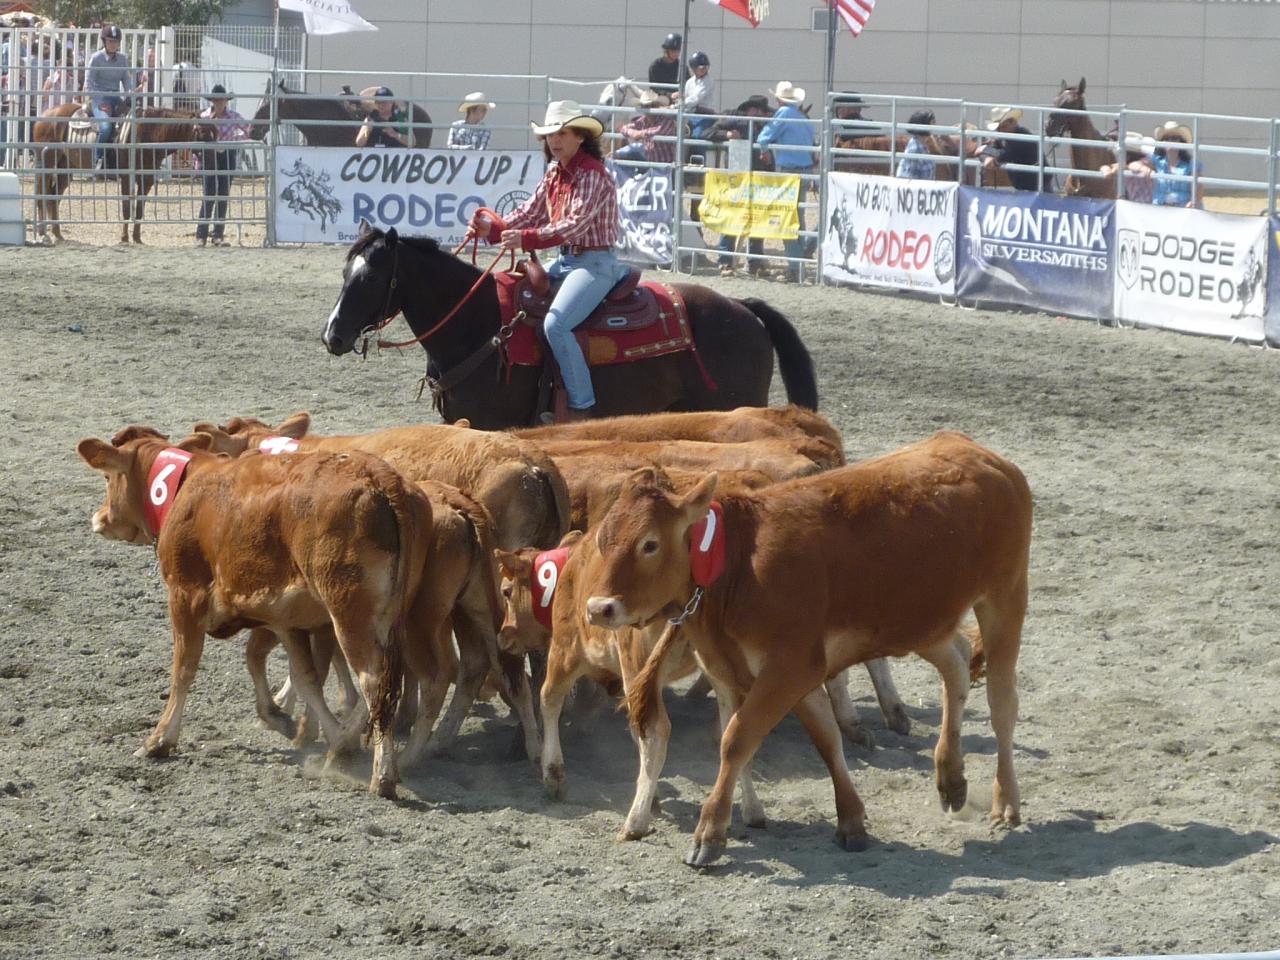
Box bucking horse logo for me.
[1232,245,1264,319]
[827,196,858,272]
[280,158,342,233]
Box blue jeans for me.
[717,233,763,268]
[543,249,630,410]
[91,99,121,164]
[779,167,813,280]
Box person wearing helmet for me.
[648,33,684,90]
[681,51,718,139]
[85,25,142,170]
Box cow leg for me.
[294,627,340,747]
[136,594,206,758]
[707,678,766,829]
[493,652,541,768]
[791,687,868,852]
[131,176,149,244]
[685,659,824,868]
[540,648,585,800]
[398,622,455,773]
[974,586,1025,826]
[427,614,491,754]
[916,633,971,815]
[278,628,351,752]
[329,619,400,799]
[617,639,674,840]
[331,648,361,712]
[824,670,875,749]
[245,627,295,740]
[865,657,910,735]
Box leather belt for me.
[560,244,611,256]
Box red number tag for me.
[143,447,194,536]
[531,547,570,629]
[688,501,726,588]
[259,435,300,455]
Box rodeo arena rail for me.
[3,35,1280,347]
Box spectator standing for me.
[195,84,251,247]
[647,33,684,91]
[1151,120,1203,208]
[705,94,773,276]
[613,90,676,176]
[681,51,718,139]
[84,25,140,170]
[756,80,816,282]
[356,86,412,148]
[448,91,495,150]
[832,93,875,148]
[981,106,1038,191]
[895,109,937,180]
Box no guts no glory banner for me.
[1113,201,1267,341]
[274,146,541,245]
[823,172,957,295]
[956,187,1114,319]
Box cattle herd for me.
[77,405,1030,868]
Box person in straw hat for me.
[1151,120,1202,208]
[1099,131,1156,203]
[448,91,496,150]
[614,89,676,176]
[756,81,817,281]
[467,100,627,421]
[979,106,1038,191]
[195,83,251,247]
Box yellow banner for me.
[700,170,801,240]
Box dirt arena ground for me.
[2,242,1278,960]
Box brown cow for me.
[534,437,834,481]
[512,405,844,457]
[583,432,1032,866]
[77,427,435,799]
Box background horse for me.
[1045,78,1115,198]
[321,225,818,429]
[249,79,434,148]
[834,132,1010,187]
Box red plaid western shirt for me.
[498,152,619,252]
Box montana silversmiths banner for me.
[956,187,1114,319]
[611,165,673,267]
[823,172,957,294]
[1113,201,1267,341]
[700,170,801,240]
[274,146,541,245]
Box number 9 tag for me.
[531,547,570,629]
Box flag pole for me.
[673,0,692,272]
[816,1,838,285]
[266,0,281,246]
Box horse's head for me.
[249,79,292,141]
[1046,77,1087,138]
[323,222,407,356]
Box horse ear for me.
[357,218,373,237]
[1078,77,1086,94]
[1060,79,1067,91]
[385,227,399,246]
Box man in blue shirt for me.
[896,109,937,181]
[756,81,816,282]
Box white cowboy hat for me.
[458,91,496,114]
[531,100,604,138]
[636,89,670,108]
[770,81,806,105]
[1154,120,1192,143]
[986,106,1023,130]
[1123,130,1155,155]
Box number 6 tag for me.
[143,447,194,537]
[531,547,570,629]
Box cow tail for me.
[532,464,573,548]
[739,298,819,410]
[625,621,685,734]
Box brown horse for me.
[835,133,1010,187]
[1045,78,1115,198]
[33,102,203,244]
[249,79,434,148]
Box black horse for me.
[321,225,819,429]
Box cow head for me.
[584,468,718,630]
[191,412,311,457]
[494,547,551,655]
[77,427,211,546]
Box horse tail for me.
[739,298,819,410]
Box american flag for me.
[831,0,876,36]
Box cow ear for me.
[677,472,718,525]
[559,529,585,548]
[1078,77,1086,94]
[277,411,311,439]
[627,466,660,488]
[494,548,532,578]
[177,432,213,453]
[77,437,125,472]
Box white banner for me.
[1113,201,1267,341]
[278,0,377,35]
[274,146,542,246]
[823,172,957,294]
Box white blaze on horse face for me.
[324,254,369,347]
[350,255,369,280]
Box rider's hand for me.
[498,229,522,252]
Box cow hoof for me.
[885,704,911,736]
[990,806,1021,827]
[136,740,171,759]
[743,812,768,830]
[840,722,875,750]
[371,778,398,800]
[543,770,566,800]
[683,839,726,868]
[938,778,968,813]
[619,821,655,841]
[835,826,870,852]
[263,709,297,741]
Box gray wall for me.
[222,0,1280,180]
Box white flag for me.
[278,0,378,35]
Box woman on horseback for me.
[468,100,626,421]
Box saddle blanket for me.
[492,271,693,368]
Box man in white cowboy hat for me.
[1151,120,1202,208]
[756,81,817,281]
[195,83,251,247]
[613,89,676,176]
[448,91,496,150]
[980,106,1038,191]
[467,100,628,422]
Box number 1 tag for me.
[688,501,726,588]
[531,547,570,629]
[143,447,194,537]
